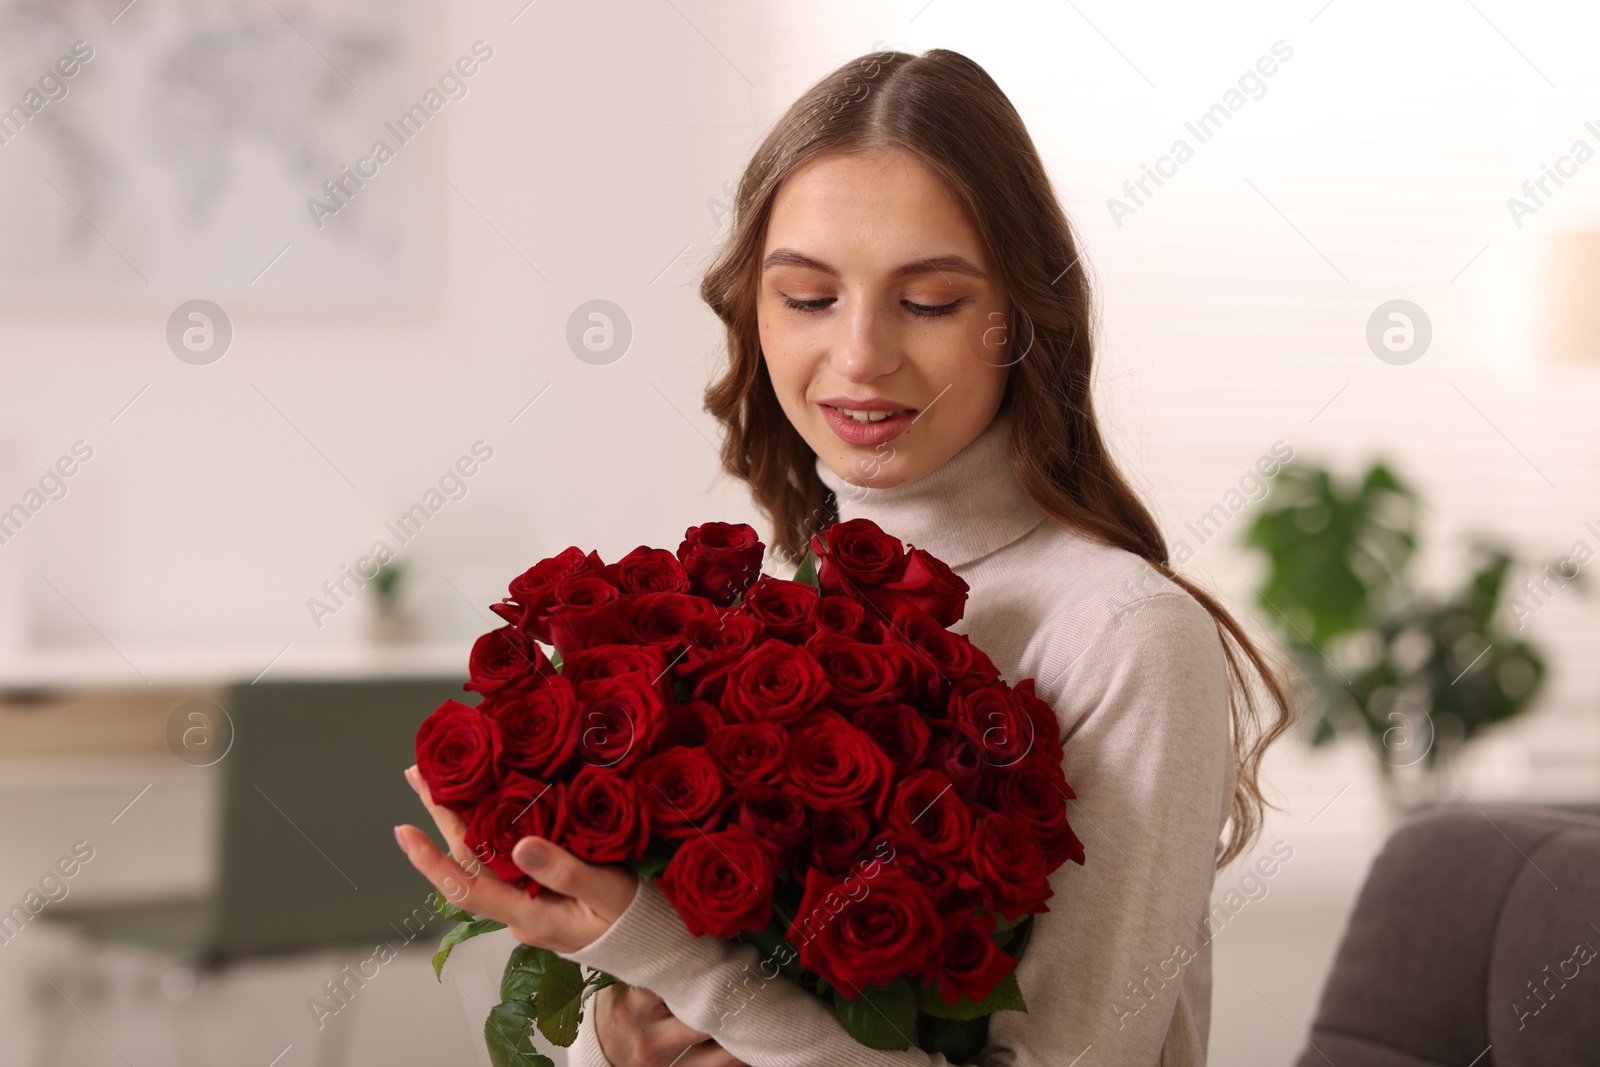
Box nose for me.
[828,292,901,383]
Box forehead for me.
[763,149,987,267]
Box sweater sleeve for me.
[987,590,1235,1066]
[556,591,1233,1067]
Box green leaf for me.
[918,1014,989,1061]
[501,943,560,1002]
[434,888,474,924]
[484,999,554,1067]
[582,970,622,1005]
[915,971,1027,1020]
[534,957,586,1047]
[550,649,563,672]
[671,677,694,704]
[793,547,820,588]
[831,978,917,1051]
[626,854,670,882]
[1005,915,1036,963]
[432,916,507,980]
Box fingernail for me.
[404,766,421,794]
[394,825,409,852]
[514,838,548,869]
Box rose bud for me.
[678,522,765,605]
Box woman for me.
[396,47,1296,1066]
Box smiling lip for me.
[815,396,919,447]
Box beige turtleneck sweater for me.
[556,408,1236,1067]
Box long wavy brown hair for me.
[698,47,1298,867]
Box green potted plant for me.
[369,560,414,644]
[1239,459,1566,810]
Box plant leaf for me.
[626,854,670,882]
[793,548,820,588]
[915,971,1027,1020]
[832,978,917,1051]
[434,887,474,924]
[918,1013,989,1061]
[432,916,507,980]
[484,999,554,1067]
[534,957,586,1047]
[581,970,622,1005]
[501,943,561,1002]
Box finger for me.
[510,836,638,922]
[405,765,475,866]
[394,823,525,919]
[627,984,673,1021]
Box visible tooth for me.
[844,409,891,422]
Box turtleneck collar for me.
[813,408,1050,570]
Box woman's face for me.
[757,149,1012,490]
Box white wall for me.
[1,3,1597,1062]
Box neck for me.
[812,409,1049,569]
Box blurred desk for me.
[0,641,473,690]
[0,642,471,758]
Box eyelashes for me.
[779,295,967,318]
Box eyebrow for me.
[761,248,987,280]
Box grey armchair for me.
[1293,804,1600,1067]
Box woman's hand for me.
[393,764,637,954]
[595,982,747,1067]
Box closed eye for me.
[780,295,967,317]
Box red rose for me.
[545,574,626,653]
[886,769,972,860]
[561,643,670,703]
[740,576,818,642]
[1012,678,1063,757]
[872,832,959,902]
[785,711,892,816]
[806,805,873,876]
[920,906,1016,1006]
[991,757,1084,872]
[494,547,604,639]
[678,522,764,605]
[851,702,930,775]
[463,773,561,892]
[603,546,690,595]
[787,864,942,996]
[464,626,553,697]
[706,722,789,788]
[415,700,501,811]
[651,699,724,752]
[877,547,969,627]
[558,766,650,863]
[885,603,999,709]
[675,609,764,702]
[719,639,831,725]
[731,785,810,853]
[922,732,987,805]
[485,675,580,778]
[635,746,726,840]
[574,673,665,773]
[804,631,903,710]
[811,518,906,600]
[963,809,1051,921]
[657,826,775,938]
[813,594,869,639]
[620,592,708,658]
[949,682,1036,769]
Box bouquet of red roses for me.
[416,518,1083,1065]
